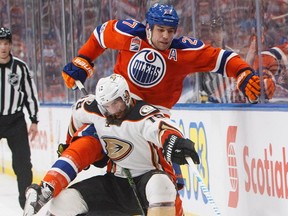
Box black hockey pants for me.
[0,112,33,209]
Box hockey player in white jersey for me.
[23,74,200,216]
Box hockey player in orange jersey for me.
[62,3,275,111]
[23,74,200,216]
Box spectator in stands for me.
[199,16,246,103]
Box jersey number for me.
[122,20,138,28]
[182,36,198,45]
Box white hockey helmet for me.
[95,74,131,107]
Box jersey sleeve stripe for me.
[212,49,237,76]
[94,22,108,49]
[51,157,78,182]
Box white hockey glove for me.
[23,182,54,216]
[163,134,200,165]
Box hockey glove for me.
[236,69,260,103]
[57,143,69,157]
[163,134,200,165]
[262,69,276,99]
[56,143,91,170]
[23,182,54,216]
[62,56,94,89]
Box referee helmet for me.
[0,27,12,42]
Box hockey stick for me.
[185,157,222,216]
[75,80,88,95]
[123,168,146,216]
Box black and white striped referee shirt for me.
[0,54,39,123]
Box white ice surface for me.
[0,173,25,216]
[0,167,105,216]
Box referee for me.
[0,27,40,209]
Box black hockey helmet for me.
[0,27,12,42]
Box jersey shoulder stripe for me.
[13,56,29,67]
[126,100,162,121]
[214,50,235,75]
[94,19,146,49]
[83,98,102,116]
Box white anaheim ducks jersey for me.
[70,95,183,178]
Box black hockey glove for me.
[23,182,54,216]
[57,143,92,170]
[57,143,69,157]
[163,134,200,165]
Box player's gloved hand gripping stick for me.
[163,135,221,215]
[163,135,200,165]
[62,56,94,89]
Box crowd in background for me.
[1,0,288,104]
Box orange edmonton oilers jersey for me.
[78,19,251,109]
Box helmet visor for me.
[102,97,127,118]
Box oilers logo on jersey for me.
[128,48,166,88]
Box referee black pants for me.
[0,112,33,209]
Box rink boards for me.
[1,103,288,216]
